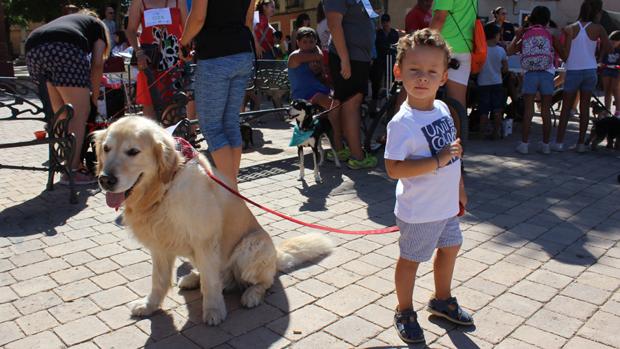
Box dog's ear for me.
[93,129,107,176]
[154,136,180,184]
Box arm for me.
[326,11,350,79]
[90,39,107,103]
[506,27,523,56]
[244,0,262,58]
[288,47,322,68]
[501,58,508,74]
[385,139,462,179]
[459,176,467,207]
[180,0,207,47]
[429,10,448,32]
[597,25,611,61]
[179,0,188,26]
[125,0,142,55]
[552,34,567,61]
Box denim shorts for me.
[478,84,506,115]
[564,69,598,93]
[522,71,554,95]
[601,68,619,78]
[396,216,463,262]
[194,52,254,151]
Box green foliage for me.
[3,0,129,27]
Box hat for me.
[381,14,391,22]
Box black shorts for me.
[26,42,90,88]
[328,52,370,101]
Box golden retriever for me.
[94,116,332,325]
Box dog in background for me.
[585,116,620,151]
[240,122,253,149]
[287,99,340,183]
[94,117,332,325]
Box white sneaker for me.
[516,142,529,154]
[551,143,564,152]
[576,143,587,153]
[540,143,551,154]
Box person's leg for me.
[340,93,364,160]
[555,90,578,144]
[142,104,156,119]
[540,95,552,144]
[433,245,460,300]
[55,86,91,170]
[521,94,535,143]
[395,257,419,311]
[613,76,620,115]
[370,60,383,102]
[446,80,466,139]
[578,89,593,144]
[328,106,344,152]
[603,75,613,113]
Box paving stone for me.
[496,337,540,349]
[87,243,127,259]
[110,250,150,266]
[563,336,615,349]
[53,315,110,346]
[90,285,138,309]
[15,309,58,335]
[477,261,531,286]
[315,284,380,316]
[96,305,137,330]
[294,278,337,298]
[93,324,149,349]
[44,239,97,258]
[510,279,558,302]
[0,272,15,287]
[463,248,505,265]
[50,265,94,284]
[290,331,346,348]
[355,274,394,295]
[451,286,494,311]
[9,250,48,267]
[228,327,290,349]
[10,258,70,281]
[560,281,611,305]
[54,279,101,301]
[489,293,542,318]
[544,295,598,321]
[266,287,315,312]
[91,270,127,289]
[471,307,525,344]
[525,309,583,338]
[220,303,283,336]
[578,310,620,347]
[61,251,96,266]
[182,323,232,348]
[144,334,201,349]
[453,257,489,281]
[4,330,65,349]
[341,260,380,276]
[86,258,121,274]
[0,303,20,322]
[435,331,494,349]
[11,275,58,298]
[511,325,567,348]
[354,303,392,328]
[118,261,152,281]
[48,297,100,324]
[268,304,338,340]
[13,291,63,315]
[542,259,587,277]
[526,269,574,289]
[324,315,383,346]
[0,321,24,346]
[463,277,507,297]
[315,268,363,288]
[575,271,620,291]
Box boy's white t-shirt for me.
[384,100,461,224]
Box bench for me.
[247,59,290,110]
[0,77,77,204]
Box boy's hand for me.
[437,138,462,167]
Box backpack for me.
[449,0,487,74]
[520,25,554,71]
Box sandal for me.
[427,297,474,326]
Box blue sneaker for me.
[393,308,425,344]
[427,297,474,326]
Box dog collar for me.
[289,119,319,147]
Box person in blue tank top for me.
[287,27,336,110]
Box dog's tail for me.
[276,233,333,271]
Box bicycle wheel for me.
[442,96,468,141]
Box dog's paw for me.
[241,285,265,308]
[314,175,322,184]
[129,298,159,317]
[178,272,200,290]
[202,306,227,325]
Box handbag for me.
[130,43,161,70]
[449,0,487,74]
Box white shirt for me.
[478,45,506,86]
[384,100,461,223]
[317,19,330,51]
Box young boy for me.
[602,31,620,117]
[287,27,334,110]
[477,23,508,139]
[384,29,472,344]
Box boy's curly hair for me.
[396,29,451,68]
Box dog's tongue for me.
[106,192,125,209]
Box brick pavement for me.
[1,104,619,348]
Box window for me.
[286,0,303,9]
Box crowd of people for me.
[21,0,619,344]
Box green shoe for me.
[326,147,351,162]
[346,153,378,169]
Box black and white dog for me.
[287,99,340,183]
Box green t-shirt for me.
[433,0,476,54]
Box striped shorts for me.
[396,216,463,262]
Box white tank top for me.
[565,22,598,70]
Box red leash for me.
[205,169,399,235]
